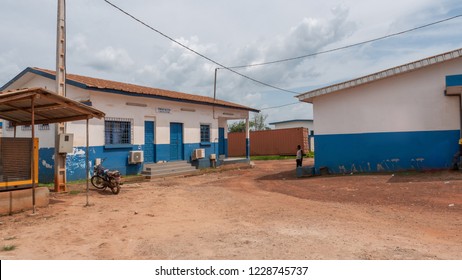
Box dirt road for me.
[1,159,461,259]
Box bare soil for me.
[1,159,462,260]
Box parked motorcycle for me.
[91,159,122,194]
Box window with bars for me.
[200,124,210,143]
[39,124,50,130]
[104,118,133,145]
[6,121,13,131]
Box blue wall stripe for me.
[315,130,460,173]
[38,142,221,183]
[446,74,462,87]
[246,138,250,158]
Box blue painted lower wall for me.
[39,145,144,183]
[315,130,460,173]
[38,142,223,183]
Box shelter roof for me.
[297,48,462,103]
[1,67,259,113]
[0,87,105,126]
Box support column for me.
[245,118,250,159]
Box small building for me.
[1,67,258,182]
[269,119,314,132]
[297,48,462,173]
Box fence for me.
[228,127,310,157]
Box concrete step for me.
[142,161,198,179]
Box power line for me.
[227,13,462,69]
[103,0,300,94]
[260,102,301,110]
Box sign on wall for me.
[157,107,171,114]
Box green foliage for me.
[228,113,271,133]
[2,245,16,251]
[228,121,246,133]
[251,155,296,160]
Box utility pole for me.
[54,0,67,192]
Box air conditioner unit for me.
[192,148,205,160]
[129,151,144,164]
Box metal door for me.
[170,123,183,161]
[144,121,155,163]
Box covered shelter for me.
[0,87,105,213]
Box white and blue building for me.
[1,67,258,183]
[297,48,462,173]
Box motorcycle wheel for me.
[111,183,121,195]
[91,175,106,189]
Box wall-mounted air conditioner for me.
[129,151,144,164]
[192,149,205,160]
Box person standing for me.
[296,145,303,168]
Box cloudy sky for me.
[1,0,462,124]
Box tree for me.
[228,121,246,133]
[251,113,270,131]
[227,113,271,133]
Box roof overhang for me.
[298,48,462,103]
[0,87,105,126]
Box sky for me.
[1,0,462,125]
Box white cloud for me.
[1,0,461,125]
[89,46,135,71]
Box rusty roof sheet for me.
[31,67,259,112]
[0,87,105,126]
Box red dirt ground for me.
[1,159,461,259]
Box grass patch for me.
[69,190,81,195]
[251,155,296,160]
[251,152,314,161]
[2,245,16,251]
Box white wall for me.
[274,120,314,132]
[2,74,249,148]
[313,57,462,135]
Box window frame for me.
[200,124,211,145]
[104,117,134,148]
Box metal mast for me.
[54,0,67,192]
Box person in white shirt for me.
[296,145,303,168]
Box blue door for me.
[218,127,225,156]
[144,121,155,163]
[170,123,183,161]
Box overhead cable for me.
[260,102,301,110]
[103,0,300,94]
[227,13,462,69]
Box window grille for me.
[39,124,50,130]
[21,125,31,131]
[200,124,210,143]
[5,121,14,131]
[104,117,133,145]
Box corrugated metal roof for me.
[3,67,259,113]
[297,48,462,102]
[0,87,105,126]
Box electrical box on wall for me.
[58,133,74,153]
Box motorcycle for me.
[91,159,122,194]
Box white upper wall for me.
[2,74,249,147]
[272,120,314,131]
[313,57,462,135]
